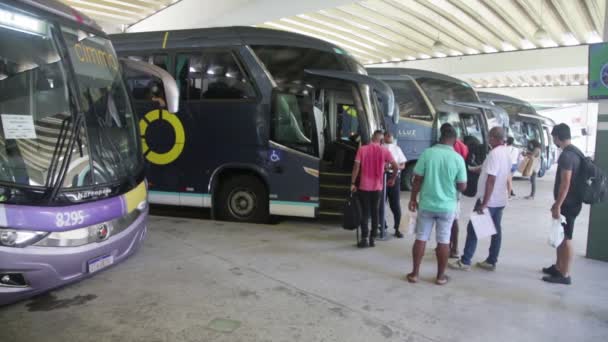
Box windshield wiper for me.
[45,113,84,202]
[85,88,136,188]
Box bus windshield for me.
[0,4,141,198]
[384,79,433,121]
[416,77,478,108]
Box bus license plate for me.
[88,255,114,274]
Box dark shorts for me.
[561,203,582,240]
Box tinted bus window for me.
[416,77,477,108]
[175,51,256,101]
[271,92,316,155]
[437,112,464,139]
[493,101,535,116]
[128,55,168,71]
[251,46,346,83]
[385,80,432,121]
[338,105,359,141]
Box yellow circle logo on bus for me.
[139,109,185,165]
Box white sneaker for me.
[448,260,470,271]
[476,261,496,271]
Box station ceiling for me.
[259,0,606,64]
[60,0,178,28]
[62,0,606,103]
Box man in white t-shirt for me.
[381,132,407,238]
[450,127,511,271]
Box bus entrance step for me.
[320,184,350,198]
[319,210,343,218]
[319,172,351,184]
[319,197,346,212]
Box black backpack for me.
[342,193,361,230]
[573,149,608,205]
[462,143,486,198]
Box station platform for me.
[1,173,607,342]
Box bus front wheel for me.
[217,175,269,223]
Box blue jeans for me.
[461,205,504,265]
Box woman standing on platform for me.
[525,140,542,199]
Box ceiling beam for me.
[359,1,472,54]
[416,0,505,50]
[275,17,398,60]
[257,22,383,62]
[332,6,435,56]
[449,0,523,49]
[300,12,418,58]
[382,0,484,51]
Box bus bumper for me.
[0,210,148,307]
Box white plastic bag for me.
[548,215,566,248]
[404,210,417,236]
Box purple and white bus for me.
[0,0,178,305]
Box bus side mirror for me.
[120,59,180,114]
[392,106,399,125]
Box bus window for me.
[437,112,464,138]
[176,54,203,101]
[416,77,477,108]
[271,90,316,156]
[385,80,433,121]
[176,52,255,101]
[337,105,359,141]
[251,46,345,84]
[461,113,484,143]
[127,55,168,71]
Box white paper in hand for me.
[470,209,497,239]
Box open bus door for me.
[291,69,395,217]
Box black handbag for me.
[342,192,361,230]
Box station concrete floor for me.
[1,173,608,342]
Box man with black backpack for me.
[544,123,584,285]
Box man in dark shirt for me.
[543,123,583,285]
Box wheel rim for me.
[227,188,257,218]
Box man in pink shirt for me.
[351,130,399,248]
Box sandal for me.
[436,275,449,286]
[406,273,418,283]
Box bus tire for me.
[401,163,415,191]
[217,175,269,223]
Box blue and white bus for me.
[112,27,395,222]
[368,68,507,189]
[479,92,556,177]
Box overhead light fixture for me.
[419,54,432,59]
[432,40,448,53]
[521,39,536,49]
[501,43,517,51]
[483,45,499,53]
[434,52,447,58]
[534,27,549,42]
[586,32,602,44]
[406,56,416,61]
[562,33,580,46]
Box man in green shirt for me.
[407,124,467,285]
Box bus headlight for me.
[0,229,48,248]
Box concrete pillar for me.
[587,6,608,262]
[587,103,608,261]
